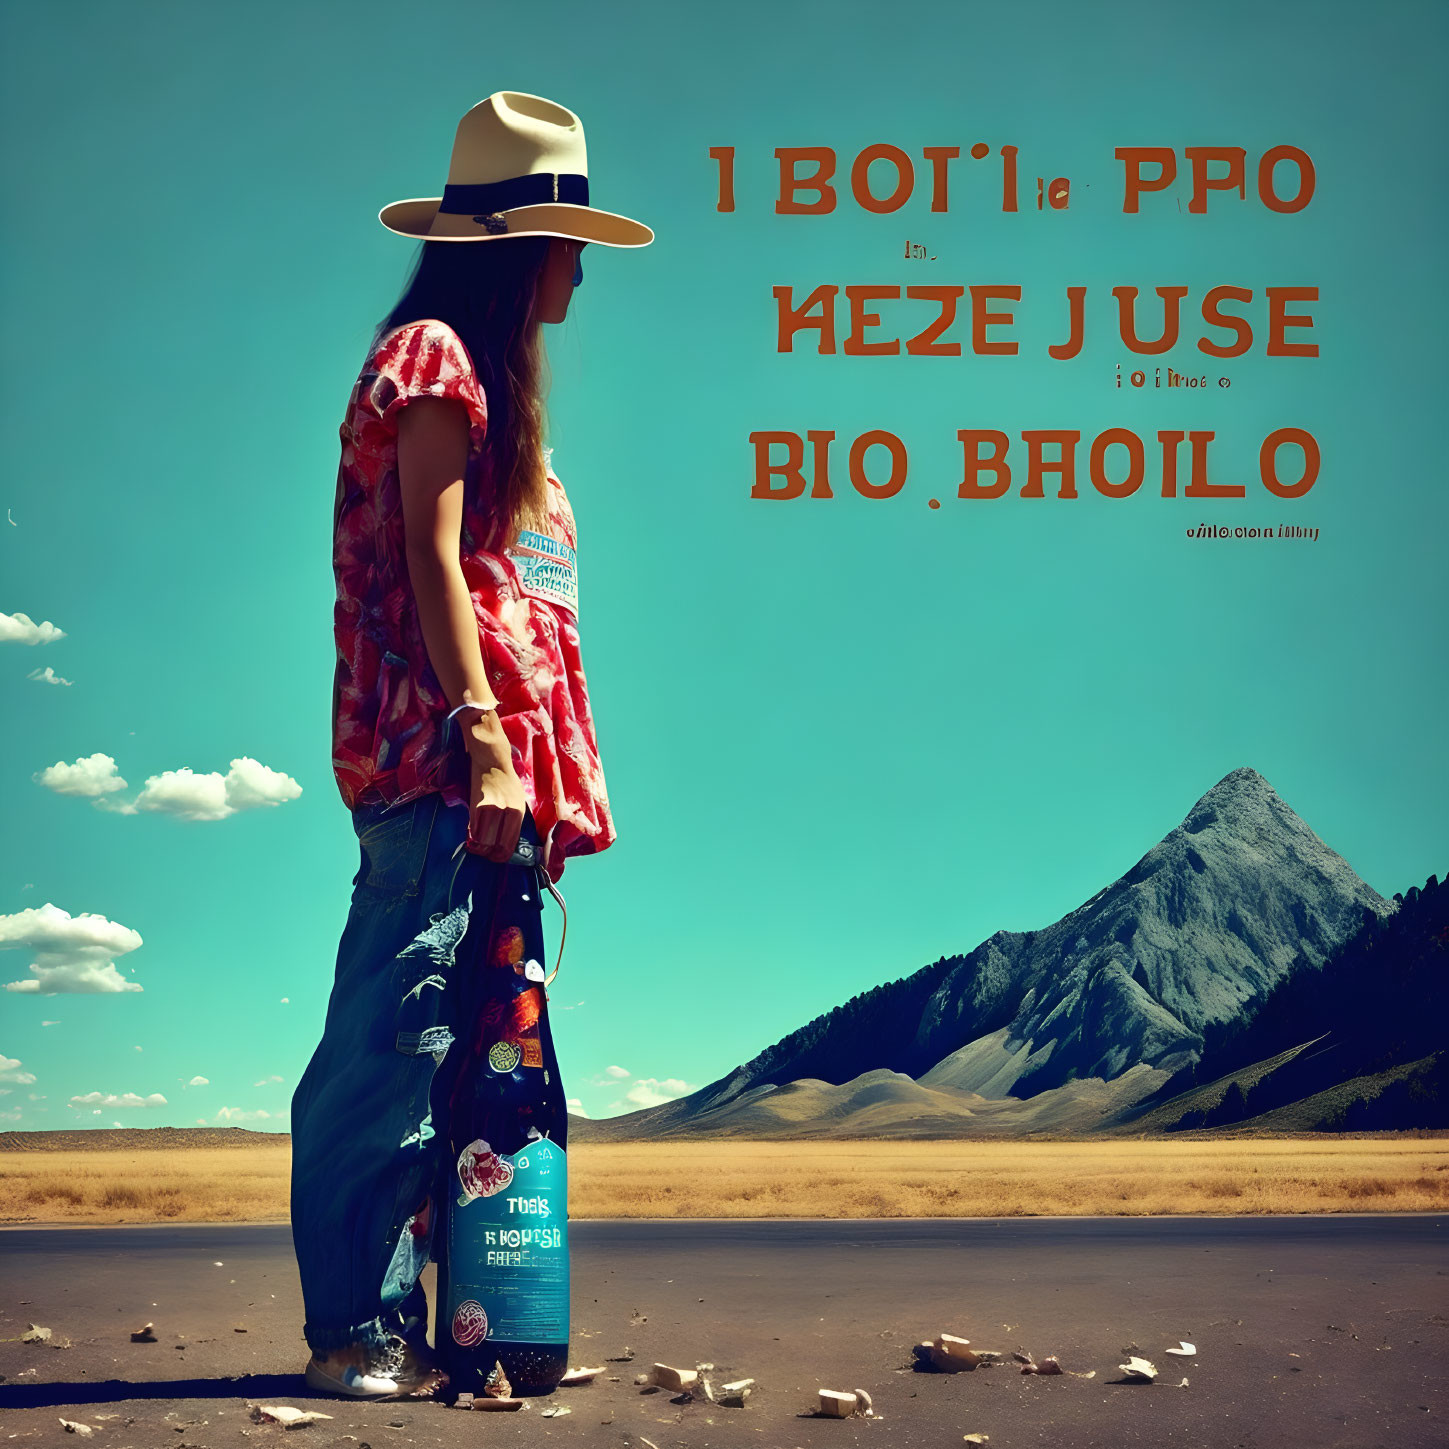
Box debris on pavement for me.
[540,1405,571,1417]
[22,1324,53,1343]
[130,1323,157,1343]
[1164,1340,1196,1356]
[1118,1356,1158,1382]
[649,1363,698,1392]
[963,1435,990,1445]
[719,1377,753,1408]
[914,1341,957,1371]
[58,1421,93,1436]
[452,1393,474,1410]
[248,1405,336,1428]
[817,1389,859,1418]
[606,1345,636,1361]
[559,1365,604,1385]
[915,1332,994,1372]
[1021,1354,1095,1380]
[939,1334,982,1367]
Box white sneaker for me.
[304,1335,446,1400]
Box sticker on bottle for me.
[456,1139,514,1205]
[493,926,525,967]
[451,1299,489,1346]
[488,1040,522,1073]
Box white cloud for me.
[112,1120,122,1127]
[28,1093,45,1101]
[41,1020,59,1027]
[187,1076,209,1087]
[34,753,127,797]
[0,1054,37,1085]
[603,1064,630,1080]
[0,903,144,995]
[37,753,302,821]
[120,758,303,821]
[253,1075,283,1087]
[279,997,289,1004]
[27,665,73,686]
[621,1077,696,1109]
[134,1045,143,1052]
[0,610,66,644]
[0,1108,20,1123]
[68,1091,167,1110]
[566,1097,590,1118]
[214,1107,274,1124]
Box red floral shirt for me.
[331,318,616,879]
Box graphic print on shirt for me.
[507,529,578,617]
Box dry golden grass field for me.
[2,1134,1447,1225]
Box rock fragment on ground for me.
[22,1324,52,1344]
[915,1332,993,1372]
[817,1389,858,1418]
[1118,1356,1158,1381]
[559,1365,604,1385]
[58,1421,93,1436]
[130,1322,157,1343]
[248,1404,336,1427]
[649,1363,697,1391]
[1164,1340,1196,1356]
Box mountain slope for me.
[574,768,1393,1141]
[1107,870,1448,1132]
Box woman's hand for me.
[462,709,527,862]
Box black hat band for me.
[439,172,590,215]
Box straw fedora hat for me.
[379,91,653,247]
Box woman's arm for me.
[397,395,526,862]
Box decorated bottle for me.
[436,849,570,1398]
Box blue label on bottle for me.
[447,1136,569,1346]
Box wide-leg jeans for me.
[289,788,544,1354]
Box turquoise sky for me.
[2,0,1444,1129]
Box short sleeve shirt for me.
[331,317,616,880]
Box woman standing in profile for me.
[288,91,652,1400]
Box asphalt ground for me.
[1,1214,1445,1448]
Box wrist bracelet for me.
[447,700,498,723]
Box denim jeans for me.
[289,788,545,1354]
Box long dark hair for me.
[369,237,553,552]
